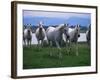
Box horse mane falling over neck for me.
[55,24,67,33]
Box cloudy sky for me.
[23,10,91,27]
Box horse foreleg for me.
[37,40,40,46]
[25,39,27,47]
[23,39,26,46]
[37,40,41,51]
[27,40,29,47]
[55,41,61,49]
[75,42,78,56]
[49,41,53,57]
[68,40,72,55]
[29,40,31,47]
[55,41,62,58]
[41,40,44,47]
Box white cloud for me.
[23,10,90,19]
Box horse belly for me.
[46,31,55,41]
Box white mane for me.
[55,24,65,30]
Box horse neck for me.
[57,25,64,32]
[56,25,63,30]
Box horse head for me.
[26,24,32,35]
[38,21,43,30]
[63,24,69,39]
[75,24,80,37]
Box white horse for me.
[35,22,46,46]
[68,24,80,56]
[86,24,91,45]
[23,24,33,46]
[46,24,69,58]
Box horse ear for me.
[38,21,43,27]
[37,22,41,27]
[67,23,69,27]
[89,24,91,27]
[77,24,80,28]
[64,23,66,27]
[88,24,91,30]
[39,21,43,25]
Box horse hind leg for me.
[75,42,79,56]
[29,37,32,47]
[27,40,29,47]
[67,40,72,55]
[55,41,62,58]
[29,40,31,47]
[49,41,53,57]
[23,37,26,46]
[41,40,44,47]
[37,40,41,51]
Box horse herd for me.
[23,21,91,58]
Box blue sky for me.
[23,10,91,27]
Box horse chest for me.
[36,30,45,40]
[70,33,78,43]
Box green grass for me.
[23,43,90,69]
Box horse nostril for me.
[78,35,80,37]
[40,27,42,30]
[67,35,69,39]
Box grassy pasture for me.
[23,43,90,69]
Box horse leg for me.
[75,42,78,56]
[23,39,25,46]
[24,38,27,46]
[29,40,31,47]
[30,38,32,46]
[68,40,72,55]
[25,39,27,47]
[49,41,53,57]
[27,39,29,47]
[55,41,62,58]
[41,40,43,47]
[37,40,40,46]
[65,40,69,54]
[55,41,61,49]
[37,40,41,50]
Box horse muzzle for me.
[40,27,42,30]
[67,35,70,39]
[78,35,80,37]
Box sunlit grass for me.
[23,43,90,69]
